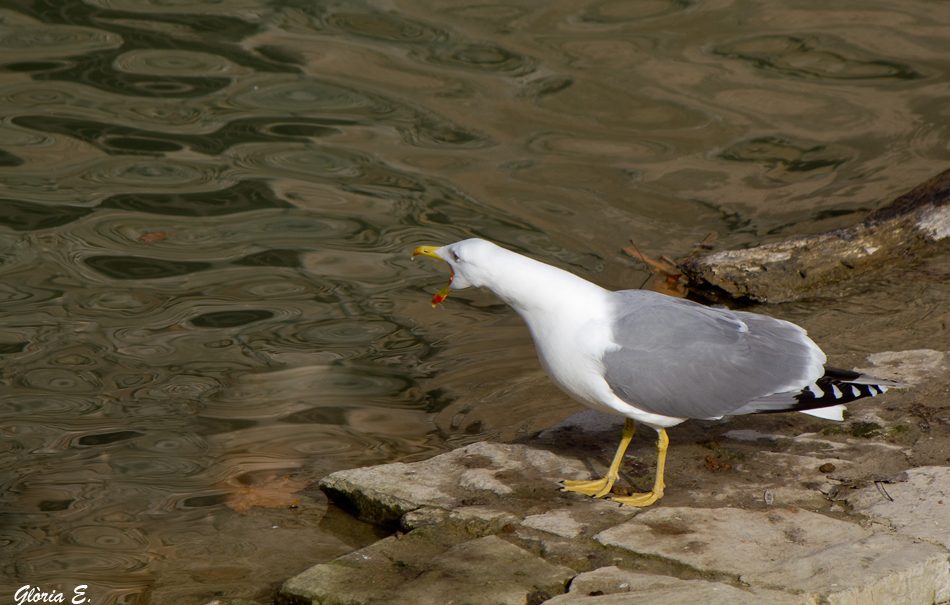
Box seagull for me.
[413,238,900,506]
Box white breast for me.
[471,245,687,428]
[517,291,688,429]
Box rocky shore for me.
[204,170,950,605]
[680,168,950,303]
[200,348,950,605]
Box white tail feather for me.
[801,404,845,421]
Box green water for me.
[1,0,949,603]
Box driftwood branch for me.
[678,168,950,303]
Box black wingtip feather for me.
[754,365,896,415]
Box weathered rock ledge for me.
[275,440,950,605]
[266,350,949,605]
[680,168,950,303]
[209,350,950,605]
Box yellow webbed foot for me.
[610,489,663,507]
[561,418,636,499]
[561,477,614,498]
[609,427,668,507]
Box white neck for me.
[478,248,608,322]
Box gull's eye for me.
[452,251,461,262]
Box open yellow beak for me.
[412,245,452,306]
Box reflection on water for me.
[1,0,948,603]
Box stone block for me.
[848,465,950,549]
[319,442,588,526]
[543,566,807,604]
[522,499,637,539]
[279,534,575,605]
[751,533,950,605]
[594,507,870,577]
[399,535,574,605]
[594,507,950,604]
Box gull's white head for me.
[412,238,504,306]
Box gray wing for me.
[602,291,825,419]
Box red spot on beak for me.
[413,245,452,306]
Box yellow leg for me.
[562,418,636,498]
[611,428,668,507]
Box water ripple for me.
[0,24,122,62]
[112,49,246,77]
[293,319,400,347]
[324,11,449,43]
[83,158,220,188]
[83,0,267,16]
[0,395,103,417]
[63,526,149,550]
[576,0,692,23]
[41,57,233,98]
[20,369,102,393]
[108,455,208,479]
[718,136,855,184]
[99,180,289,216]
[230,78,388,113]
[3,1,948,603]
[132,432,208,455]
[536,82,710,130]
[28,549,151,574]
[0,199,93,231]
[84,255,212,280]
[417,43,538,76]
[131,374,224,401]
[713,35,923,81]
[78,291,166,315]
[228,143,432,198]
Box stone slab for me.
[319,441,589,526]
[299,441,950,605]
[746,452,854,508]
[847,465,950,549]
[400,535,574,605]
[521,499,638,539]
[594,506,950,605]
[750,533,950,605]
[523,509,585,539]
[853,349,949,386]
[594,507,870,578]
[543,566,808,604]
[278,534,575,605]
[279,530,448,604]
